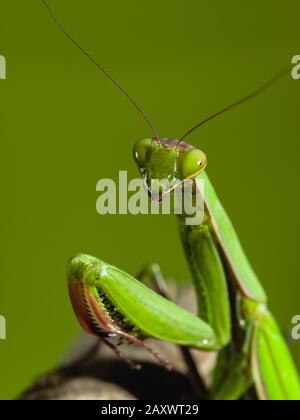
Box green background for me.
[0,0,300,399]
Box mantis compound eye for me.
[133,138,153,167]
[178,149,207,179]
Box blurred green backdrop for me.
[0,0,300,399]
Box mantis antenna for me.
[42,1,290,148]
[178,66,291,144]
[41,0,161,143]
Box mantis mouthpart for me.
[43,0,300,400]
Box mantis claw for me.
[100,336,141,370]
[116,331,172,371]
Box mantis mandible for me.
[42,0,300,400]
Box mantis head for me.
[133,137,207,199]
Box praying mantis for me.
[42,1,300,400]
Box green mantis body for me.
[42,0,300,400]
[68,138,300,400]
